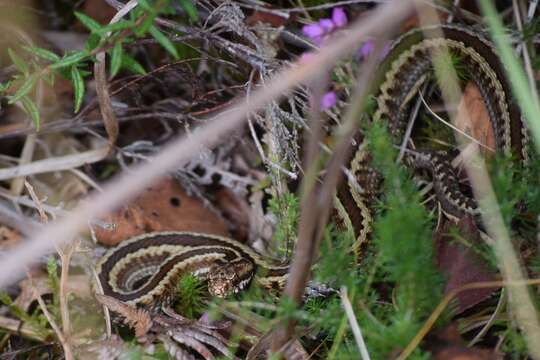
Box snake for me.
[96,25,528,306]
[337,24,527,245]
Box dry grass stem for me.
[0,203,39,236]
[512,0,539,102]
[414,2,540,358]
[0,148,109,181]
[24,180,76,355]
[24,181,48,223]
[340,287,371,360]
[398,278,540,359]
[92,1,139,149]
[29,274,73,360]
[91,269,112,338]
[0,315,48,343]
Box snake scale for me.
[96,25,528,306]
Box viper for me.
[96,25,528,306]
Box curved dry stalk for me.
[93,1,139,149]
[397,278,540,360]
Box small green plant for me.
[0,292,50,339]
[269,192,300,256]
[0,0,199,129]
[174,274,207,318]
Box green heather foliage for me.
[0,292,50,339]
[174,274,207,318]
[363,122,443,357]
[368,122,443,315]
[269,191,300,255]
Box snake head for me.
[207,259,255,297]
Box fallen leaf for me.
[213,186,251,242]
[0,226,21,250]
[78,0,116,28]
[455,83,495,156]
[434,217,496,313]
[95,178,230,246]
[246,11,289,27]
[426,324,503,360]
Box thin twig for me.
[340,287,371,360]
[418,91,495,152]
[397,83,428,162]
[468,288,506,346]
[24,181,76,356]
[29,273,73,360]
[0,147,109,181]
[24,181,48,223]
[512,0,540,105]
[398,278,540,360]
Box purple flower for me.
[318,18,334,33]
[332,7,347,28]
[321,91,337,110]
[357,40,375,59]
[302,23,324,40]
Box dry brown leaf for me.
[434,217,496,313]
[426,325,503,360]
[213,187,251,242]
[78,0,116,28]
[0,225,21,250]
[95,178,229,245]
[455,83,496,155]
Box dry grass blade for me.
[92,1,139,148]
[340,287,371,360]
[0,148,109,181]
[397,278,540,359]
[412,2,540,358]
[29,274,73,360]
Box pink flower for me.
[357,40,375,59]
[356,41,392,61]
[332,7,347,28]
[302,23,324,39]
[321,91,337,110]
[318,18,335,33]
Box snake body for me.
[338,25,527,243]
[96,25,527,306]
[96,232,288,306]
